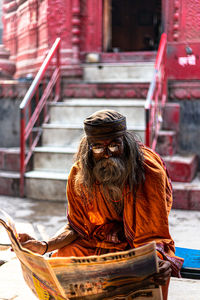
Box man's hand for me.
[18,233,47,255]
[152,258,172,286]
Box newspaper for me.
[0,209,162,300]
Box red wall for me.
[3,0,200,80]
[3,0,76,78]
[166,0,200,80]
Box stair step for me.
[34,147,75,172]
[83,62,154,83]
[42,124,84,148]
[42,124,145,147]
[163,154,198,182]
[62,99,145,105]
[25,170,67,180]
[25,171,67,201]
[0,148,20,172]
[100,52,157,63]
[172,174,200,210]
[49,99,145,126]
[62,82,150,99]
[25,170,200,207]
[34,146,76,153]
[0,171,20,196]
[156,130,177,156]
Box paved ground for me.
[0,195,67,239]
[0,195,200,299]
[1,195,200,249]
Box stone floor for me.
[0,195,200,299]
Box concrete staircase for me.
[25,98,146,201]
[25,62,154,201]
[1,61,200,209]
[24,95,200,207]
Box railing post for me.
[144,33,167,150]
[55,40,61,101]
[145,108,150,147]
[162,42,167,107]
[20,109,26,197]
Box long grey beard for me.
[93,157,126,215]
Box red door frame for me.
[83,0,164,62]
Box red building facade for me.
[2,0,200,83]
[2,0,200,200]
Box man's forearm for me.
[19,225,78,255]
[46,225,78,253]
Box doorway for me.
[103,0,162,52]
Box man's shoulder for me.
[68,162,80,181]
[68,161,80,178]
[141,144,158,158]
[141,145,166,172]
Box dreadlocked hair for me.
[123,132,145,194]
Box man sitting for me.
[19,110,183,300]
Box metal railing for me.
[145,33,167,150]
[19,37,61,197]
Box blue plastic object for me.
[176,247,200,269]
[175,247,200,279]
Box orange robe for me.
[54,145,183,277]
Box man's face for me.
[89,136,124,161]
[90,136,126,206]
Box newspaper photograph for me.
[0,209,162,300]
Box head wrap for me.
[84,110,127,140]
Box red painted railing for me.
[145,33,167,150]
[19,38,61,196]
